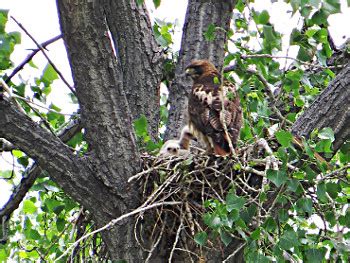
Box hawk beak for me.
[185,68,195,76]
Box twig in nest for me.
[145,214,167,263]
[55,201,181,262]
[222,242,246,263]
[168,215,184,263]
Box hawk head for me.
[159,140,180,157]
[185,60,219,81]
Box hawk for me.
[185,60,242,156]
[158,125,195,157]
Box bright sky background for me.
[0,0,350,215]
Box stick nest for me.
[130,139,281,261]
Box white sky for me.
[0,0,350,207]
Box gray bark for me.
[104,0,164,139]
[292,63,350,152]
[0,99,143,260]
[165,0,236,140]
[56,0,145,260]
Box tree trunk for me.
[165,0,236,140]
[104,0,164,139]
[56,0,145,260]
[292,63,350,152]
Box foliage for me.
[194,0,350,261]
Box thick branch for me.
[0,100,116,218]
[0,118,82,221]
[165,0,236,139]
[56,1,146,260]
[56,0,141,187]
[104,0,164,139]
[292,63,350,152]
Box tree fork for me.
[165,0,236,140]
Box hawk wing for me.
[188,81,242,155]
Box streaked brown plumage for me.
[186,60,242,156]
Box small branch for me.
[222,242,246,263]
[5,35,62,84]
[240,54,345,70]
[55,201,181,262]
[11,94,76,116]
[0,79,26,113]
[168,216,184,263]
[11,17,76,96]
[0,139,15,152]
[246,67,293,126]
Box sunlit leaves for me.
[153,20,173,47]
[0,9,21,70]
[23,200,37,214]
[41,63,58,86]
[133,115,162,151]
[204,24,216,41]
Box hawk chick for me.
[158,125,195,157]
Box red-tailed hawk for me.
[186,60,242,156]
[158,125,195,157]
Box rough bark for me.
[56,0,140,188]
[56,0,146,260]
[165,0,236,140]
[104,0,164,139]
[292,63,350,152]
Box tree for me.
[0,0,349,262]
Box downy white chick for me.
[158,125,196,157]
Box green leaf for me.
[326,182,340,199]
[194,231,207,246]
[267,169,287,187]
[316,182,328,203]
[0,249,8,261]
[263,217,277,232]
[56,217,65,232]
[296,198,313,214]
[0,170,12,179]
[0,9,9,33]
[23,200,37,214]
[297,46,313,61]
[305,248,327,263]
[275,130,293,147]
[318,127,335,142]
[250,228,261,240]
[28,229,41,240]
[323,0,341,15]
[41,64,58,86]
[220,230,232,246]
[226,193,246,212]
[136,0,144,6]
[204,24,216,41]
[258,10,270,24]
[279,230,299,250]
[153,0,161,8]
[133,115,148,137]
[311,9,328,25]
